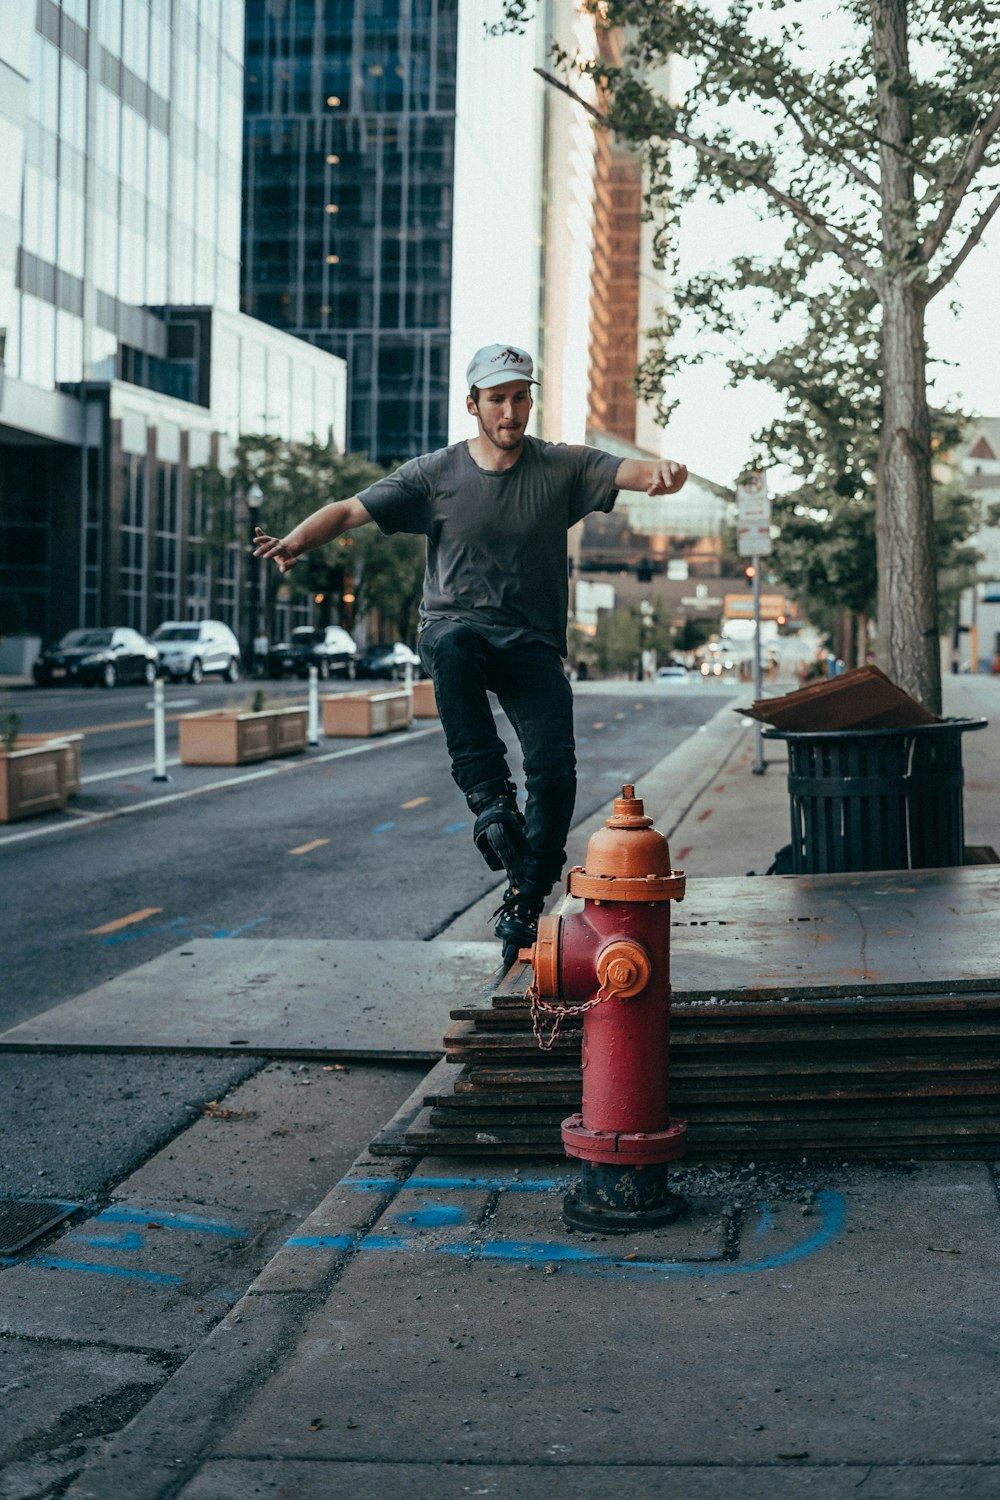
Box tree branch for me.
[926,186,1000,299]
[534,64,608,124]
[534,68,878,289]
[921,93,1000,261]
[776,92,881,197]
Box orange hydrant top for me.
[567,784,686,902]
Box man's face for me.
[467,380,533,452]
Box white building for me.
[955,418,1000,671]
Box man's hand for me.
[646,459,687,496]
[253,527,299,575]
[614,457,689,496]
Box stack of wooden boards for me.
[389,960,1000,1159]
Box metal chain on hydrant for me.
[528,980,621,1052]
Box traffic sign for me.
[736,470,772,557]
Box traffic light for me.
[744,564,756,581]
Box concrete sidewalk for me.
[67,674,1000,1499]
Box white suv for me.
[152,620,241,684]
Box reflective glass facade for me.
[8,0,245,394]
[0,2,346,648]
[242,0,458,463]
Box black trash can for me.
[763,718,987,874]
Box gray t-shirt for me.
[357,436,620,655]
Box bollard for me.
[151,676,170,783]
[307,665,320,746]
[526,784,686,1232]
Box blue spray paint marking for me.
[283,1192,845,1279]
[68,1230,145,1251]
[30,1256,183,1286]
[344,1176,574,1194]
[101,915,194,946]
[102,916,271,946]
[286,1234,354,1250]
[93,1207,245,1238]
[16,1206,248,1287]
[374,1192,843,1277]
[393,1204,467,1227]
[213,916,271,939]
[751,1201,777,1240]
[443,822,467,834]
[372,821,396,834]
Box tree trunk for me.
[872,0,942,714]
[876,281,940,711]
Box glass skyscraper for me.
[241,0,458,464]
[0,0,346,649]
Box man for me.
[254,343,687,965]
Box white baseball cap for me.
[466,344,539,391]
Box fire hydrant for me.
[526,784,687,1232]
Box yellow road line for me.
[401,795,430,809]
[288,837,330,856]
[89,907,162,935]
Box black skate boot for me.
[492,884,547,971]
[466,779,530,887]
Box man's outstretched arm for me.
[253,496,374,575]
[614,458,688,496]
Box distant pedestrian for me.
[254,343,687,965]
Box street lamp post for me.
[245,482,265,674]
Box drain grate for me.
[0,1199,79,1256]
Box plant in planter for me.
[0,714,70,822]
[179,695,308,765]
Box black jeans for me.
[418,620,576,894]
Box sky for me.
[633,3,1000,491]
[656,202,999,492]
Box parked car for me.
[656,664,690,681]
[151,620,241,683]
[267,625,357,680]
[32,627,159,689]
[356,641,422,681]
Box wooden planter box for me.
[16,733,83,795]
[0,741,69,822]
[322,689,413,738]
[179,707,308,766]
[411,678,439,718]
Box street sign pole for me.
[752,555,765,775]
[736,469,771,776]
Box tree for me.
[500,0,1000,712]
[193,437,387,637]
[590,599,674,676]
[729,281,981,660]
[348,527,426,642]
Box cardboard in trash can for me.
[737,664,938,731]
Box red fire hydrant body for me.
[528,784,687,1230]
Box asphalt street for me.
[0,675,737,1221]
[1,678,738,1030]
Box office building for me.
[241,0,457,464]
[0,0,346,662]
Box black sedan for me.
[32,627,160,688]
[267,625,357,680]
[356,641,422,681]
